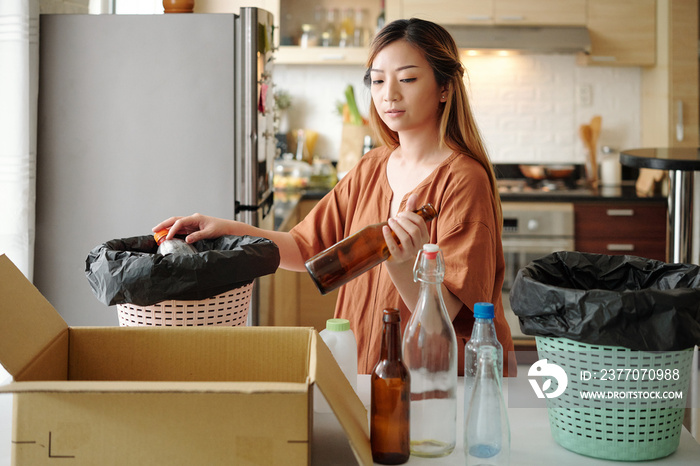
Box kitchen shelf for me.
[276,45,369,65]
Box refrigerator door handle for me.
[235,191,274,217]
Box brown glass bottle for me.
[305,204,437,294]
[371,308,410,465]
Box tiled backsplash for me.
[276,54,641,164]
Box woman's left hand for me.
[383,193,430,263]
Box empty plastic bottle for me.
[314,318,358,413]
[464,302,503,408]
[465,345,510,466]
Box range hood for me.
[445,25,591,54]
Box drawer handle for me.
[607,244,635,252]
[606,209,634,216]
[499,15,525,21]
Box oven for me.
[501,202,575,347]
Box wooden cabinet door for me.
[397,0,493,25]
[583,0,656,66]
[574,203,667,262]
[494,0,586,26]
[396,0,585,26]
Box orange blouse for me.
[290,146,514,375]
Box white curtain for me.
[0,0,38,280]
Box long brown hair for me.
[364,18,502,226]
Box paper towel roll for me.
[600,154,622,186]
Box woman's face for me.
[369,39,445,135]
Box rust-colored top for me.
[291,147,514,375]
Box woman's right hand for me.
[152,213,234,244]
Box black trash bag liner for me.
[510,251,700,351]
[85,235,280,306]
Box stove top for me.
[495,164,595,197]
[498,178,595,196]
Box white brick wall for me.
[276,54,642,164]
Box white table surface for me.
[313,374,700,465]
[1,368,698,465]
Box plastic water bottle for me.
[402,244,457,457]
[314,318,358,413]
[465,345,510,466]
[154,228,197,255]
[464,302,503,408]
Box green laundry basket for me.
[535,336,694,461]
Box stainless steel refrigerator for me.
[34,10,276,326]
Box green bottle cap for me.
[326,318,350,332]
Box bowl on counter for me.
[273,153,311,190]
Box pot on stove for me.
[518,164,576,180]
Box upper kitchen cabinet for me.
[386,0,586,26]
[579,0,656,66]
[276,0,380,65]
[641,0,699,148]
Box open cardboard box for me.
[0,255,371,465]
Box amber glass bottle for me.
[305,204,437,294]
[371,308,410,465]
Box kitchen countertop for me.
[274,180,666,231]
[312,374,700,465]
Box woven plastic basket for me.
[116,282,253,327]
[535,336,693,461]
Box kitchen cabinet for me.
[574,202,667,261]
[641,0,699,148]
[579,0,656,66]
[263,197,338,330]
[386,0,586,26]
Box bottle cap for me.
[326,318,350,332]
[422,243,439,259]
[473,302,495,319]
[153,228,170,245]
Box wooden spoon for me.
[579,124,597,187]
[588,116,602,188]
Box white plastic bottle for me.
[314,318,358,413]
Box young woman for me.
[154,18,514,375]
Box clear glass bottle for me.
[465,345,510,466]
[464,302,503,409]
[376,0,386,33]
[353,8,370,47]
[321,7,339,47]
[153,228,197,255]
[371,309,410,465]
[402,244,457,457]
[304,204,437,295]
[338,8,355,47]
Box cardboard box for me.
[0,255,371,465]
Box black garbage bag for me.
[85,235,280,306]
[510,251,700,351]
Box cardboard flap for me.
[311,331,371,466]
[0,255,68,377]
